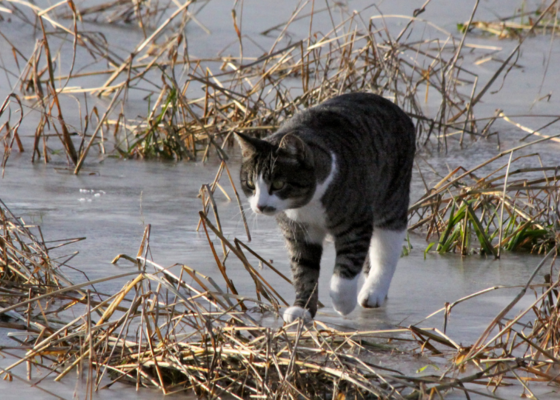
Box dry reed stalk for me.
[0,94,24,176]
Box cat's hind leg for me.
[358,229,405,308]
[330,221,373,316]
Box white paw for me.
[329,274,359,316]
[358,280,389,308]
[359,228,404,308]
[283,306,312,323]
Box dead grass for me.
[2,0,559,171]
[1,2,560,397]
[1,191,560,399]
[410,146,560,256]
[459,1,560,39]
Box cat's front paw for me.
[329,275,359,316]
[358,281,389,308]
[283,306,312,323]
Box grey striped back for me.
[277,92,415,231]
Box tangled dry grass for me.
[410,143,560,256]
[1,1,560,398]
[1,0,557,169]
[1,194,560,399]
[1,1,559,251]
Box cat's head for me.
[235,132,316,216]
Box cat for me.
[235,92,415,322]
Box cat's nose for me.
[257,205,276,214]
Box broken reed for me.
[1,193,560,398]
[4,0,557,168]
[410,150,560,256]
[55,0,200,29]
[458,1,560,39]
[0,198,86,331]
[0,198,72,297]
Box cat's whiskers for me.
[227,203,255,235]
[245,210,258,232]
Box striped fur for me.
[235,93,415,321]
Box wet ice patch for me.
[78,189,106,203]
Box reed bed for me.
[2,0,559,171]
[1,2,560,397]
[1,194,560,399]
[0,199,82,329]
[410,138,560,256]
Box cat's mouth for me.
[253,205,278,216]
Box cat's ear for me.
[278,134,312,164]
[234,132,261,159]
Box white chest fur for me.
[285,199,326,226]
[284,154,337,244]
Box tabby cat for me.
[235,93,415,322]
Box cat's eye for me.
[271,179,285,190]
[246,177,255,190]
